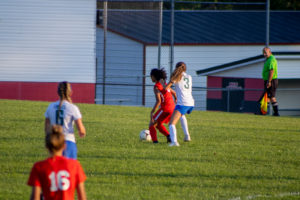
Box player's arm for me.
[162,67,183,90]
[44,118,51,135]
[267,69,274,88]
[75,119,86,138]
[159,79,173,90]
[170,88,177,103]
[151,87,161,122]
[76,182,87,200]
[30,186,41,200]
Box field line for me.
[228,191,300,200]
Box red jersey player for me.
[28,125,87,200]
[149,68,176,143]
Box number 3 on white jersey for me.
[49,170,70,191]
[183,77,190,89]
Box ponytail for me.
[57,81,72,110]
[171,62,187,83]
[45,125,65,153]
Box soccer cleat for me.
[184,135,191,142]
[169,142,180,147]
[153,141,159,144]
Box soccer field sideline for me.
[228,191,300,200]
[0,99,299,199]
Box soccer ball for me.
[139,130,151,141]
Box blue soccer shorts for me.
[63,141,77,159]
[175,105,194,115]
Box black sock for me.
[272,102,279,115]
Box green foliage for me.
[0,100,299,199]
[271,0,300,10]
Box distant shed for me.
[196,52,300,115]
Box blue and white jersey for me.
[174,72,194,106]
[45,100,82,143]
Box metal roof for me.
[102,10,300,44]
[196,52,300,76]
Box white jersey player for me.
[174,72,195,107]
[162,62,194,147]
[45,100,82,142]
[44,81,86,159]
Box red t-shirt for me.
[28,156,86,200]
[155,82,175,112]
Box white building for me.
[96,10,300,112]
[0,0,96,103]
[1,3,300,114]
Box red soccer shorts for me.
[153,108,173,124]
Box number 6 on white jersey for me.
[49,170,70,191]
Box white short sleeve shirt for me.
[45,100,82,142]
[174,72,195,106]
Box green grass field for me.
[0,99,299,200]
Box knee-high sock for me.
[272,101,279,115]
[180,115,190,137]
[149,125,157,142]
[157,123,169,136]
[169,124,177,143]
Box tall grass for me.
[0,100,299,200]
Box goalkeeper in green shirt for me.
[261,47,280,116]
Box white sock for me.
[180,115,190,137]
[169,124,177,143]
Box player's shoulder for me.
[186,74,192,81]
[33,158,50,170]
[68,157,80,164]
[185,72,192,77]
[182,72,188,76]
[154,81,164,90]
[54,156,80,168]
[182,72,192,79]
[64,101,80,110]
[64,158,82,170]
[58,155,80,164]
[154,81,161,87]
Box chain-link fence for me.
[94,1,300,116]
[96,76,300,116]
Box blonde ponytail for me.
[171,62,187,83]
[57,81,72,109]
